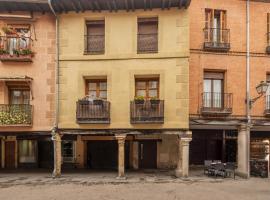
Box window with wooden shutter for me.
[137,17,158,53]
[135,78,159,99]
[85,20,105,54]
[86,79,107,100]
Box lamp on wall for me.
[248,81,269,108]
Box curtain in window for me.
[19,140,36,163]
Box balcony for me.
[84,35,105,55]
[76,99,110,124]
[201,92,233,116]
[203,28,230,52]
[130,100,164,124]
[265,95,270,116]
[0,36,33,62]
[137,33,158,54]
[0,104,33,126]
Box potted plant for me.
[134,96,145,104]
[2,26,17,35]
[93,98,103,105]
[150,97,160,104]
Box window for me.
[86,79,107,100]
[7,82,30,105]
[5,24,31,55]
[137,17,158,53]
[205,9,227,44]
[203,72,224,108]
[18,140,37,163]
[135,78,159,99]
[62,141,76,163]
[85,20,105,54]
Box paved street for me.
[0,171,269,200]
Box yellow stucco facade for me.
[58,8,189,130]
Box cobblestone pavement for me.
[0,170,269,200]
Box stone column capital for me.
[115,134,127,145]
[238,123,252,132]
[180,137,192,146]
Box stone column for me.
[52,130,62,178]
[237,124,250,178]
[116,135,126,179]
[175,132,192,178]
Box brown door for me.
[139,141,157,169]
[5,141,16,169]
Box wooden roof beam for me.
[0,0,47,3]
[124,0,129,11]
[143,0,147,10]
[57,0,68,13]
[168,0,171,9]
[112,0,118,12]
[149,0,152,10]
[85,0,95,12]
[94,0,101,12]
[131,0,135,11]
[178,0,183,8]
[35,3,45,14]
[77,0,85,12]
[70,0,79,13]
[106,0,112,12]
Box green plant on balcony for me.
[134,96,145,104]
[150,96,160,104]
[0,108,30,125]
[2,26,18,35]
[0,48,8,55]
[20,48,33,56]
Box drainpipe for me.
[246,0,251,178]
[48,0,61,178]
[246,0,251,125]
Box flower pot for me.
[93,99,103,105]
[79,100,90,105]
[135,99,145,104]
[150,99,160,105]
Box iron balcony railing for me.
[201,92,233,115]
[203,28,230,51]
[266,32,270,53]
[130,100,164,123]
[76,100,110,124]
[137,33,158,53]
[0,36,32,61]
[265,95,270,115]
[84,34,105,54]
[0,104,33,126]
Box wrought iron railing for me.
[265,95,270,115]
[201,92,233,115]
[130,100,164,123]
[84,35,105,54]
[137,33,158,53]
[0,104,33,126]
[76,100,110,124]
[0,36,33,61]
[203,28,230,51]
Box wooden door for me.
[139,141,157,169]
[5,141,15,169]
[38,141,54,169]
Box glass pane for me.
[136,81,146,89]
[149,81,158,89]
[11,90,21,104]
[99,82,107,90]
[62,141,74,163]
[89,91,97,99]
[99,91,107,99]
[22,91,30,104]
[88,82,97,90]
[203,79,211,107]
[213,80,222,108]
[149,89,158,98]
[213,80,222,93]
[137,90,146,97]
[19,140,36,163]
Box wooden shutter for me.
[205,9,213,41]
[86,20,105,54]
[221,11,227,43]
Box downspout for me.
[246,0,251,125]
[48,0,61,177]
[246,0,251,178]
